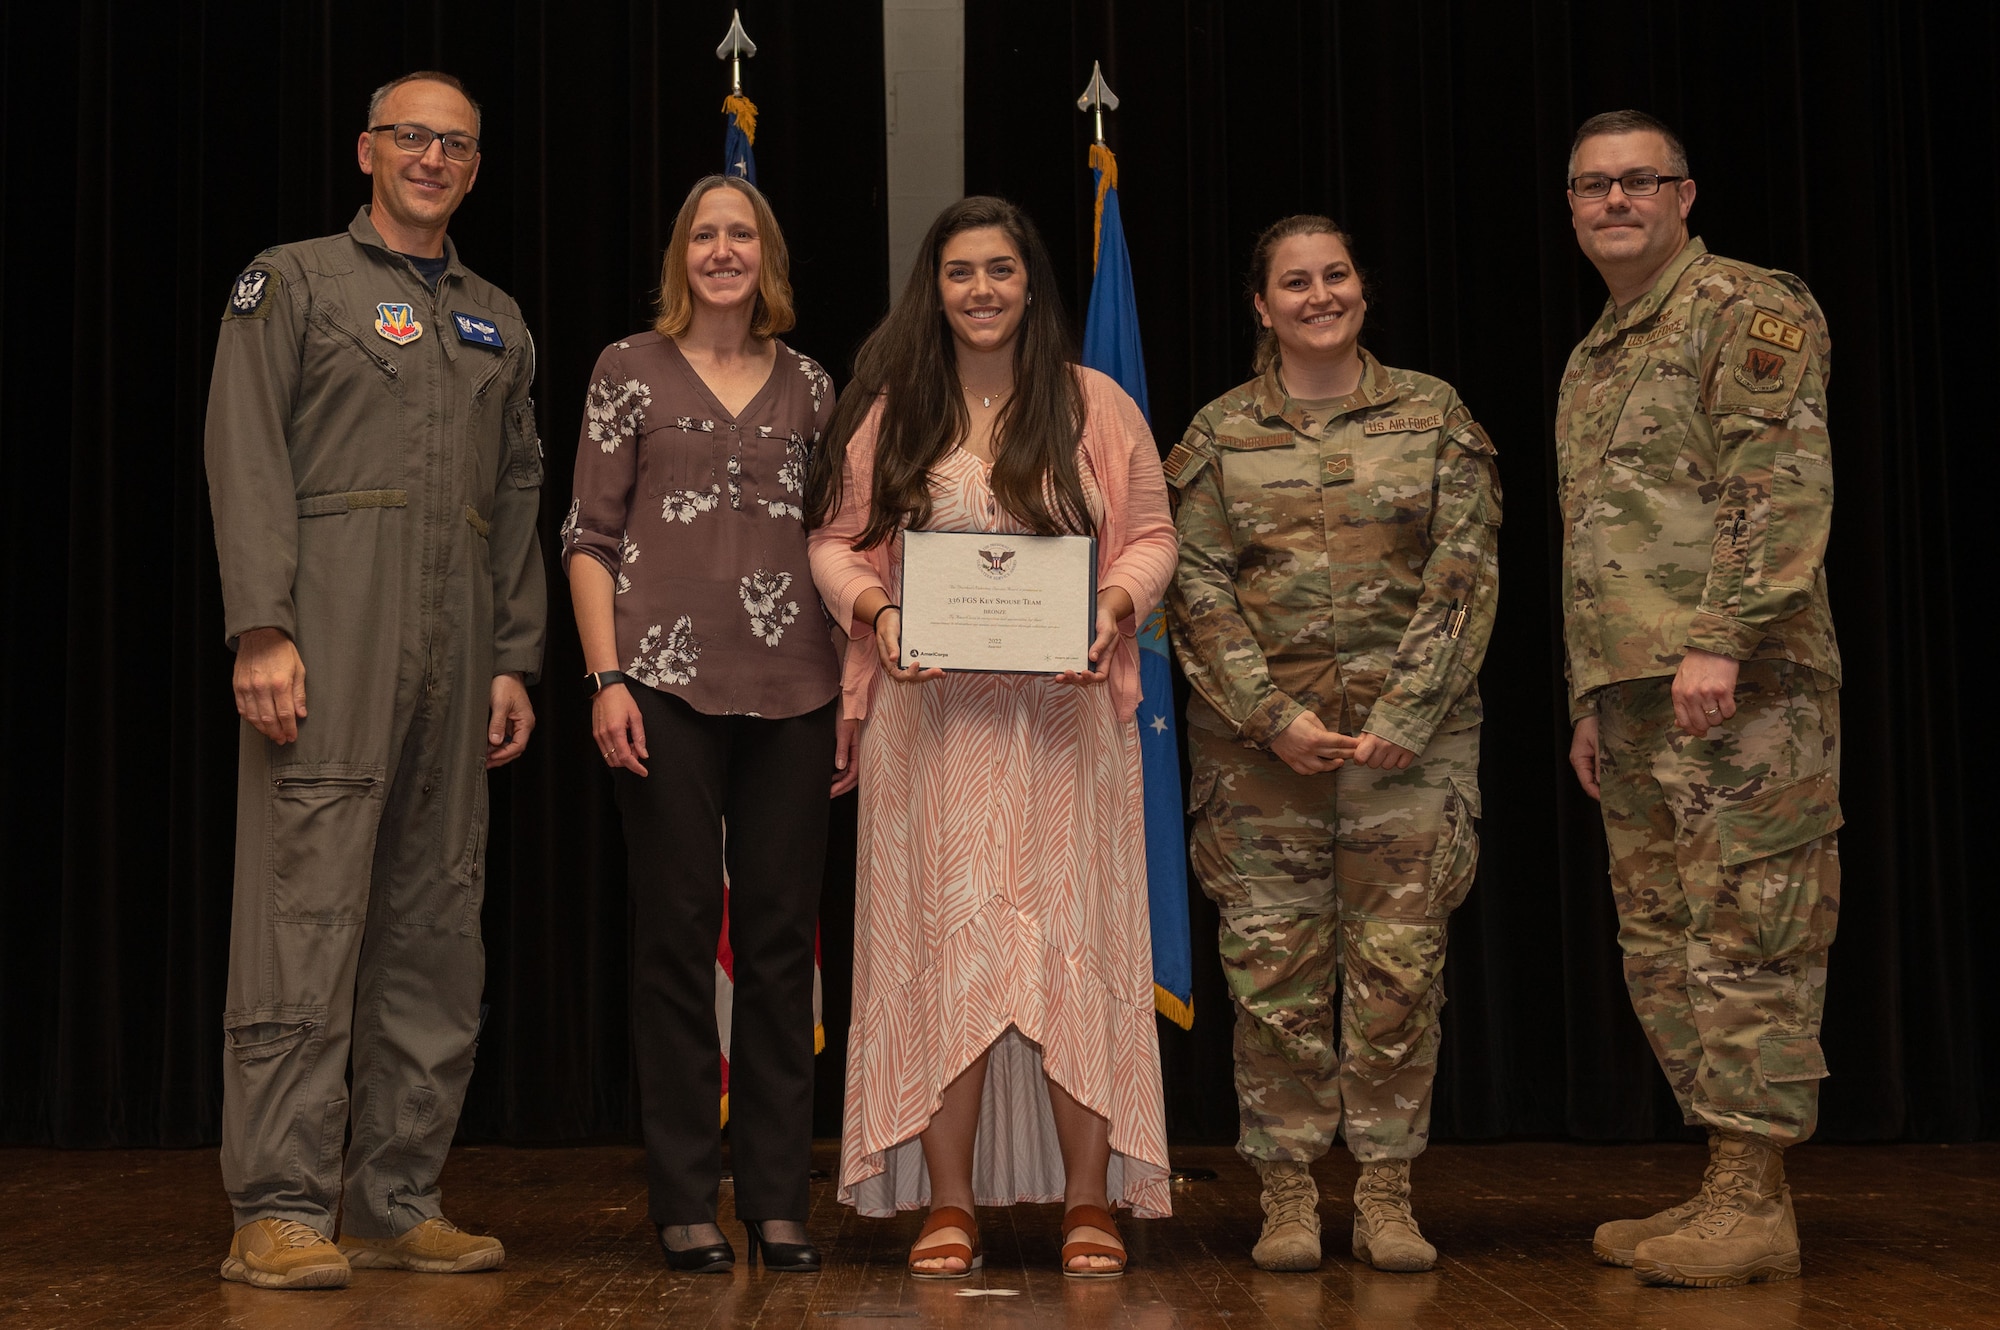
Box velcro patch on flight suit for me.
[452,311,505,348]
[223,266,281,320]
[1747,309,1806,352]
[1363,411,1443,435]
[1716,339,1806,418]
[1162,435,1213,488]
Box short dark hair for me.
[1568,109,1688,180]
[367,71,482,134]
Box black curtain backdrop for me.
[1,1,1991,1151]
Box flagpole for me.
[1076,59,1118,145]
[717,9,757,94]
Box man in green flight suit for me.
[1556,109,1842,1289]
[204,71,545,1290]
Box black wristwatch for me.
[584,669,631,697]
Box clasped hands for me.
[1269,710,1414,775]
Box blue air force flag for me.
[1081,142,1192,1029]
[723,93,758,185]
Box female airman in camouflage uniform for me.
[1165,217,1501,1273]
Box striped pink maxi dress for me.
[808,369,1177,1219]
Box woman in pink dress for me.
[806,197,1176,1278]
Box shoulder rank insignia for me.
[452,311,505,349]
[375,302,423,345]
[1747,310,1805,352]
[223,267,278,321]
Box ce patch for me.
[223,266,281,321]
[452,311,505,349]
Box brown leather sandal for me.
[908,1205,983,1280]
[1061,1203,1128,1278]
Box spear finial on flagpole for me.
[717,9,758,95]
[1076,60,1119,145]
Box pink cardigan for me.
[808,367,1177,723]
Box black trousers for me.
[613,685,835,1226]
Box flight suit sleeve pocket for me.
[505,398,543,489]
[1763,449,1833,591]
[1758,1034,1828,1083]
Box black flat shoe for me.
[656,1224,734,1273]
[746,1220,821,1273]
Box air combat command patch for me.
[375,302,424,345]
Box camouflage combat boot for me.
[1592,1131,1722,1266]
[1632,1135,1800,1287]
[1351,1160,1436,1272]
[1250,1159,1323,1271]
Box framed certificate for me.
[897,530,1098,673]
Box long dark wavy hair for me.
[804,196,1089,548]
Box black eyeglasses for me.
[368,122,480,163]
[1569,172,1685,199]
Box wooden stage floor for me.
[1,1141,1994,1328]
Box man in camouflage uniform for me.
[205,72,544,1289]
[1557,110,1841,1288]
[1167,348,1500,1272]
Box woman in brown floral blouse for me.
[563,176,843,1274]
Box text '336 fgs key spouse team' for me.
[202,71,1840,1293]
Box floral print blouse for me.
[563,332,839,718]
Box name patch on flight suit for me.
[223,267,278,320]
[1363,412,1443,435]
[452,311,506,348]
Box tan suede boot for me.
[1351,1160,1436,1273]
[220,1218,352,1290]
[1632,1135,1800,1287]
[1250,1159,1323,1271]
[1592,1132,1722,1266]
[339,1216,505,1273]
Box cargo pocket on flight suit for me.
[1714,766,1843,961]
[1184,764,1238,909]
[1424,775,1483,918]
[268,765,385,922]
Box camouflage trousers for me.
[1187,714,1480,1165]
[1596,660,1842,1144]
